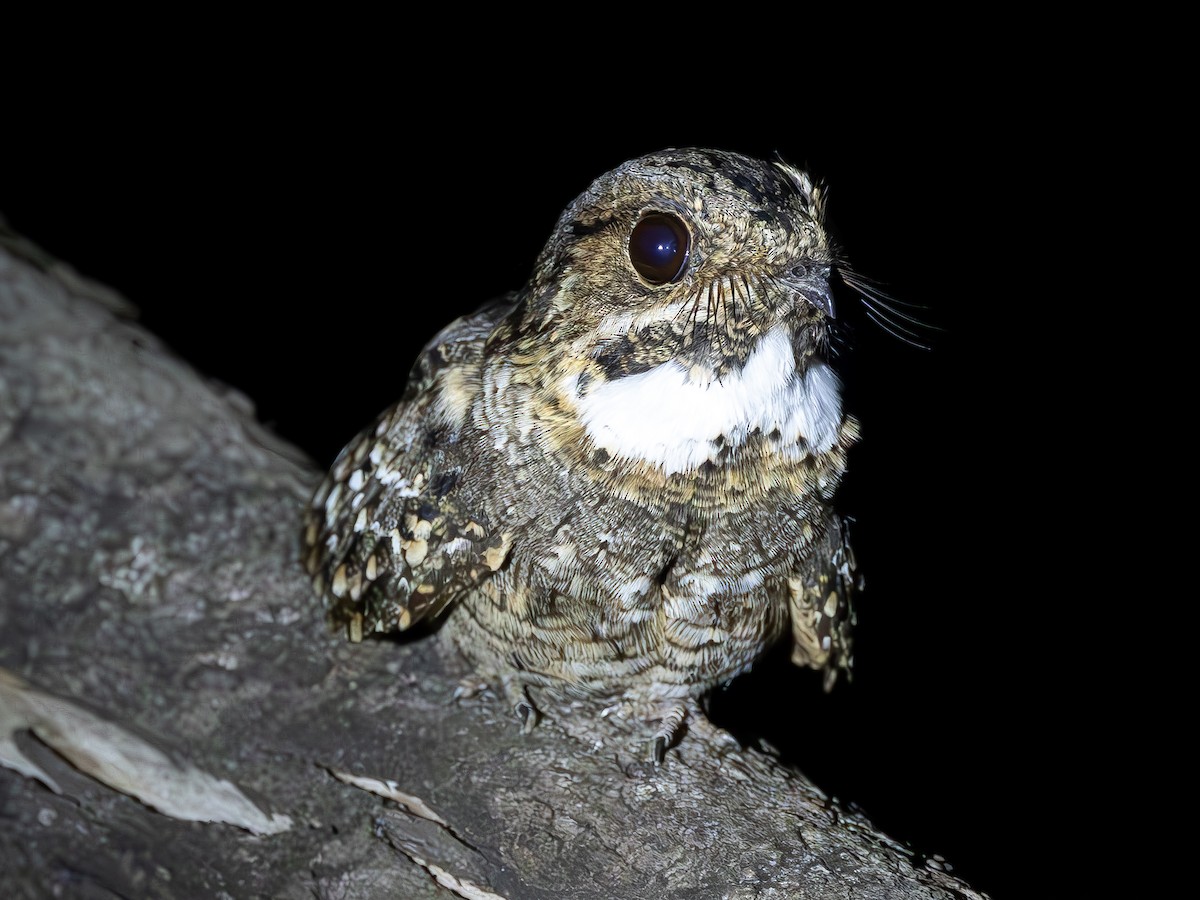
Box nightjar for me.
[303,148,862,761]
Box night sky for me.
[4,79,1039,898]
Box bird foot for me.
[453,676,541,733]
[451,676,491,701]
[650,704,689,765]
[498,679,540,734]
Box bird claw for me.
[651,735,669,766]
[517,698,540,734]
[650,704,688,765]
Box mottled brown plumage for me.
[303,149,862,761]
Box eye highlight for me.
[628,213,690,285]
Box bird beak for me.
[797,282,836,319]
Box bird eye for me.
[629,213,690,285]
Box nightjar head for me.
[509,148,839,382]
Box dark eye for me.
[629,213,690,285]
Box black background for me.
[4,67,1041,899]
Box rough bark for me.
[0,226,987,900]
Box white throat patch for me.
[565,328,843,474]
